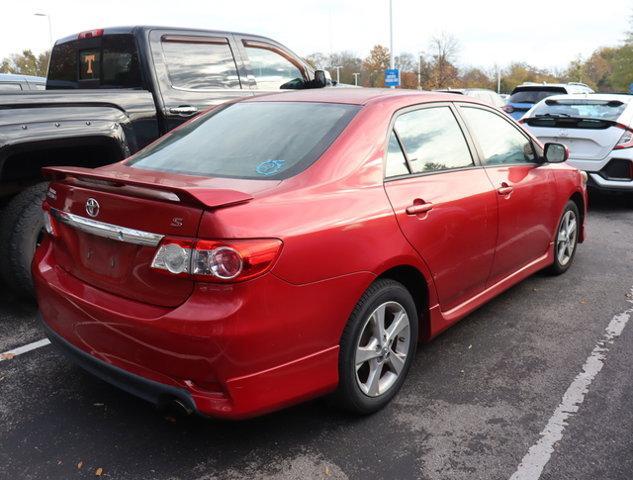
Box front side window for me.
[128,102,359,180]
[245,46,303,90]
[461,107,536,165]
[394,107,474,173]
[162,39,240,90]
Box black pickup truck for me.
[0,26,330,298]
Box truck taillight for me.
[151,238,282,282]
[78,29,104,40]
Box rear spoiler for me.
[42,166,253,209]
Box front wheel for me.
[333,279,418,415]
[546,200,580,275]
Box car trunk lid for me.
[43,166,271,307]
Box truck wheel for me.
[0,182,48,299]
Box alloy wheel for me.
[355,301,411,397]
[557,209,577,266]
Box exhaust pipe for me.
[170,398,193,416]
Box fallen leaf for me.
[325,465,331,476]
[468,344,472,349]
[580,300,587,304]
[77,461,83,470]
[95,467,103,476]
[0,353,15,361]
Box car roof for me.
[247,88,474,106]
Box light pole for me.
[34,12,53,47]
[333,65,343,84]
[389,0,395,88]
[353,72,360,86]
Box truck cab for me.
[0,26,325,298]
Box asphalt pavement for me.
[1,192,632,480]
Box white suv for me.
[521,94,633,192]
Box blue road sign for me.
[629,83,633,94]
[385,68,400,87]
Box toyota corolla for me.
[34,89,587,419]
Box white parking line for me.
[0,338,51,361]
[509,288,633,480]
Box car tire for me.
[333,279,418,415]
[546,200,580,276]
[0,182,48,299]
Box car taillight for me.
[151,239,194,276]
[614,124,633,149]
[503,105,514,113]
[151,238,282,283]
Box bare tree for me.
[429,33,460,88]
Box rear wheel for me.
[546,200,580,275]
[0,182,48,299]
[333,279,418,414]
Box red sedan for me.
[34,89,587,419]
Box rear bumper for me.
[587,173,633,192]
[34,238,373,419]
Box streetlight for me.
[389,0,395,89]
[34,12,53,47]
[332,65,343,84]
[353,72,360,86]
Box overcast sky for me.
[2,0,631,70]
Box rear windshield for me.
[509,87,566,104]
[47,34,143,89]
[531,99,627,122]
[128,102,360,180]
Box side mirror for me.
[313,70,328,88]
[543,142,569,163]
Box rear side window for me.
[245,45,303,90]
[509,88,566,104]
[128,102,359,180]
[162,38,240,90]
[385,131,409,177]
[47,42,77,88]
[394,107,474,173]
[461,107,535,165]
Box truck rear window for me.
[48,34,143,89]
[128,102,360,180]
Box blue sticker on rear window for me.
[256,159,285,176]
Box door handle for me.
[169,105,199,116]
[406,202,433,215]
[497,183,514,195]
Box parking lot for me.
[0,192,630,480]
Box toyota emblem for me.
[85,198,100,217]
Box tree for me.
[428,33,460,88]
[362,45,390,87]
[460,68,495,89]
[0,49,50,76]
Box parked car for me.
[521,93,633,192]
[0,26,329,299]
[503,82,594,120]
[35,89,587,419]
[0,73,46,91]
[435,88,506,108]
